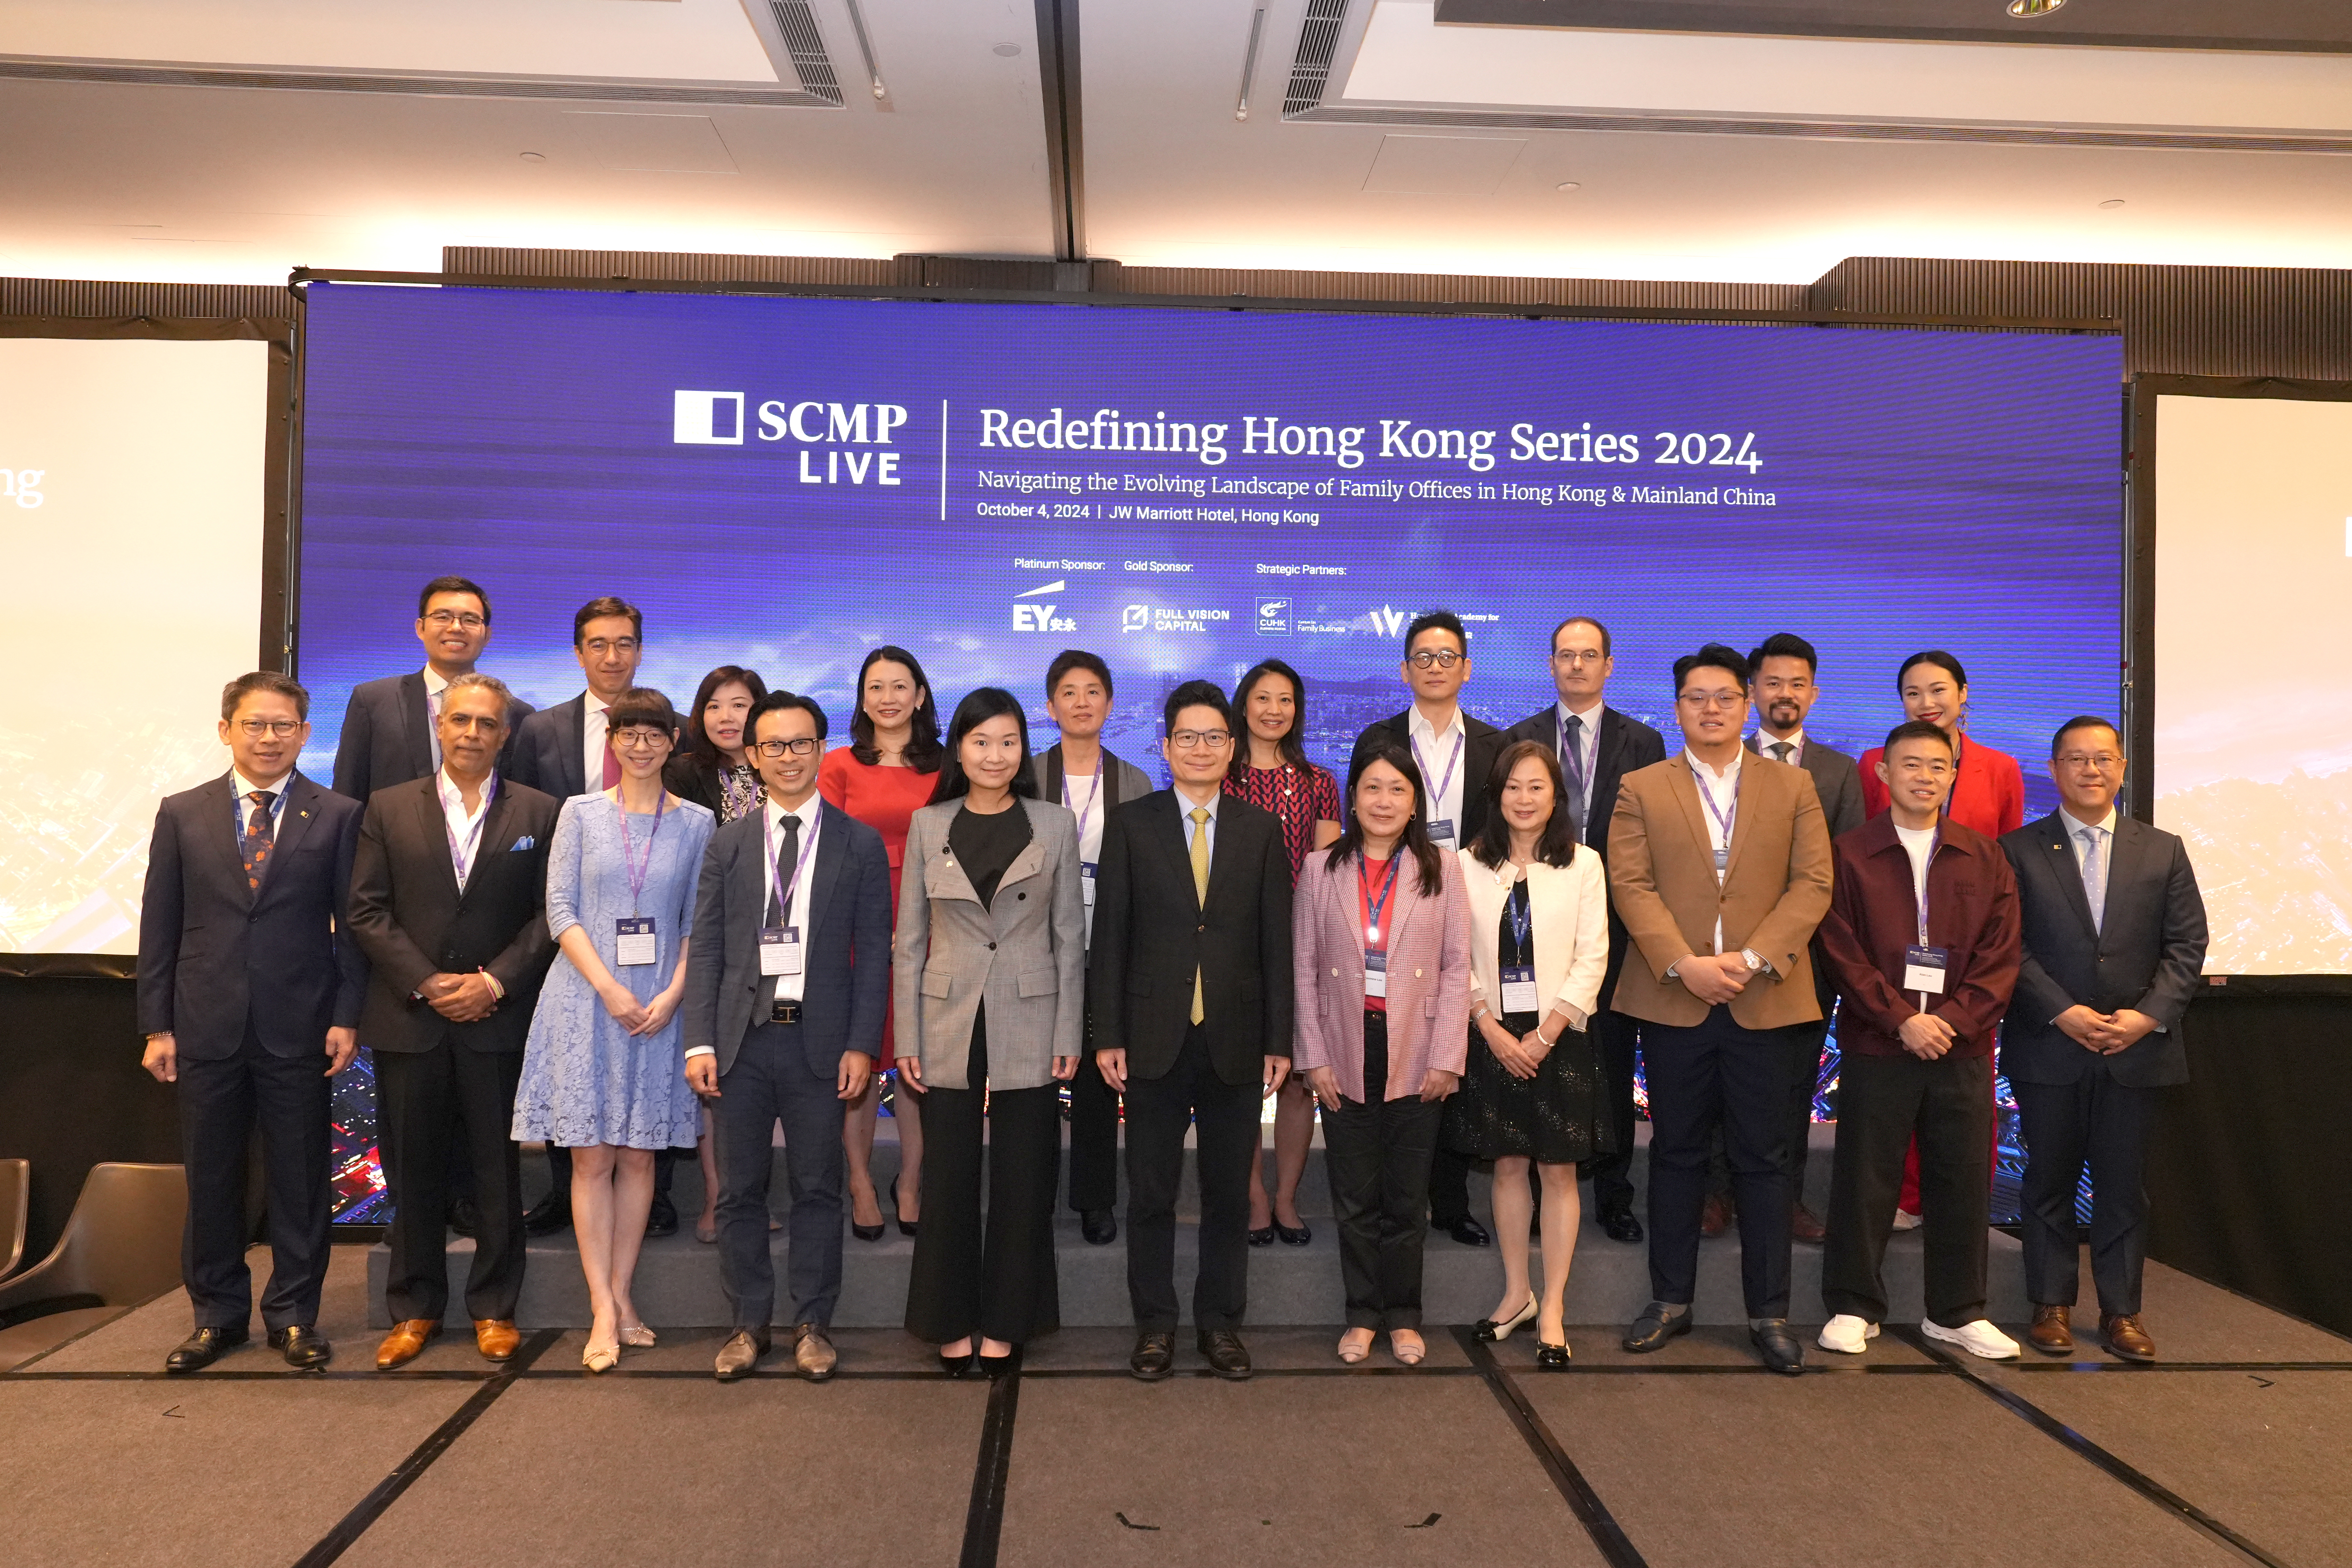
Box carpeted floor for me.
[4,1246,2347,1568]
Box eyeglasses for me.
[752,737,820,759]
[1551,649,1607,667]
[612,729,672,752]
[1169,729,1232,750]
[421,610,486,630]
[2056,752,2123,770]
[1678,692,1745,710]
[582,638,640,656]
[1406,649,1464,671]
[234,718,301,738]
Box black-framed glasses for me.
[1169,729,1232,750]
[421,610,486,630]
[753,737,820,759]
[612,729,672,752]
[234,718,301,738]
[1406,649,1464,670]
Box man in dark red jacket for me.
[1816,720,2022,1360]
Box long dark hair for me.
[1467,739,1579,869]
[928,687,1040,805]
[683,665,770,768]
[1226,658,1314,781]
[1323,741,1444,895]
[849,645,944,771]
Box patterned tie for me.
[1769,741,1795,763]
[1560,714,1588,835]
[241,790,277,893]
[1189,807,1210,1025]
[2079,826,2107,936]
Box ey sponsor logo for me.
[670,391,909,486]
[1014,580,1075,633]
[1256,598,1289,634]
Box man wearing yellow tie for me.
[1091,680,1295,1382]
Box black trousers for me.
[1785,1019,1831,1204]
[1580,977,1643,1215]
[1323,1011,1443,1330]
[906,1015,1062,1344]
[1643,1005,1805,1317]
[2015,1062,2156,1317]
[1823,1051,1993,1328]
[178,1026,332,1330]
[1066,1009,1121,1214]
[1124,1026,1259,1331]
[379,1037,525,1323]
[710,1021,846,1330]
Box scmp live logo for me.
[672,391,908,487]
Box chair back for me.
[0,1159,26,1280]
[0,1162,186,1311]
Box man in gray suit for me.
[2002,716,2206,1363]
[1746,631,1866,1241]
[684,691,893,1382]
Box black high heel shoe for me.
[939,1347,978,1378]
[1248,1225,1276,1247]
[851,1212,885,1242]
[1274,1219,1312,1246]
[978,1347,1018,1378]
[890,1176,918,1238]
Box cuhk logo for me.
[1120,605,1151,634]
[673,390,745,445]
[1256,598,1288,634]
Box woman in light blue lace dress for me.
[514,688,715,1371]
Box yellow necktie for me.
[1189,806,1210,1025]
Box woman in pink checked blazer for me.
[1293,741,1473,1369]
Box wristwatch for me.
[1741,948,1767,975]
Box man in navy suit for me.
[2002,717,2207,1363]
[140,673,369,1372]
[332,575,532,803]
[684,691,892,1382]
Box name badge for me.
[1081,860,1098,906]
[1364,950,1388,999]
[1903,944,1950,995]
[614,917,657,967]
[1427,819,1455,847]
[1713,847,1729,873]
[759,926,803,977]
[1500,965,1540,1015]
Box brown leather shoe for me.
[1700,1193,1732,1238]
[473,1319,521,1362]
[2026,1304,2073,1356]
[2101,1313,2156,1363]
[792,1323,837,1381]
[1790,1204,1826,1243]
[376,1319,441,1371]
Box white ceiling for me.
[1,0,2347,288]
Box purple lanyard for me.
[1063,766,1102,846]
[440,770,496,887]
[1411,727,1464,814]
[615,789,669,914]
[1690,757,1739,856]
[1915,824,1942,946]
[764,806,822,921]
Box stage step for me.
[367,1125,2027,1329]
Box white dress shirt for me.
[760,794,823,1004]
[1407,704,1469,847]
[1755,727,1805,766]
[437,766,494,891]
[421,665,451,770]
[581,691,613,795]
[1175,782,1221,864]
[2060,804,2117,871]
[1556,699,1603,834]
[1686,748,1743,957]
[1066,765,1107,945]
[230,766,295,838]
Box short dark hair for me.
[850,646,943,771]
[442,671,513,717]
[1326,741,1446,896]
[1673,643,1750,692]
[683,665,771,767]
[1897,649,1967,693]
[1163,678,1233,736]
[2051,716,2122,757]
[1550,615,1610,658]
[930,687,1040,805]
[1405,609,1468,654]
[747,690,828,744]
[605,685,679,737]
[1748,632,1818,677]
[417,576,489,622]
[1883,718,1955,757]
[1046,649,1115,702]
[221,671,308,722]
[1467,739,1578,869]
[573,595,642,646]
[1227,659,1313,779]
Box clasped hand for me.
[422,971,498,1023]
[1676,952,1751,1006]
[1898,1011,1957,1060]
[2056,1004,2158,1054]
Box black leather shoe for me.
[1274,1220,1311,1246]
[1129,1331,1175,1381]
[522,1192,571,1236]
[939,1348,978,1378]
[165,1324,249,1373]
[851,1216,886,1242]
[1621,1304,1693,1354]
[1247,1225,1276,1247]
[978,1348,1018,1378]
[1441,1215,1492,1247]
[1600,1207,1644,1245]
[269,1325,332,1369]
[1197,1329,1252,1380]
[645,1193,679,1238]
[447,1197,481,1239]
[1535,1340,1572,1369]
[1751,1318,1807,1375]
[1081,1209,1118,1246]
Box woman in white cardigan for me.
[1444,739,1611,1366]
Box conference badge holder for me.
[1903,945,1949,996]
[614,917,657,967]
[1501,965,1541,1015]
[760,927,803,977]
[1364,951,1388,999]
[1427,819,1455,850]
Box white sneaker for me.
[1922,1318,2021,1360]
[1817,1314,1880,1354]
[1890,1209,1923,1232]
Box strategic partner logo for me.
[1013,580,1075,633]
[1256,598,1289,634]
[1365,605,1408,638]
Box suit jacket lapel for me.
[1668,757,1715,870]
[566,697,589,797]
[804,802,845,940]
[401,672,434,781]
[256,774,323,902]
[414,783,463,903]
[2101,816,2150,932]
[463,784,518,907]
[1156,794,1203,913]
[2039,814,2099,938]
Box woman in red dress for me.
[819,646,945,1240]
[1223,659,1343,1246]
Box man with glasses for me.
[684,692,892,1381]
[1351,609,1506,1246]
[1506,614,1666,1245]
[1093,681,1293,1380]
[2002,719,2206,1363]
[1609,645,1832,1374]
[334,576,533,802]
[139,673,368,1372]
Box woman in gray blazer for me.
[896,687,1086,1374]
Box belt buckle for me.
[770,1000,801,1026]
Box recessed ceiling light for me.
[2097,198,2126,209]
[993,42,1021,57]
[1556,181,1582,192]
[2007,0,2065,17]
[519,151,546,162]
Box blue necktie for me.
[1561,714,1589,835]
[2079,827,2106,936]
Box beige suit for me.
[1606,753,1833,1030]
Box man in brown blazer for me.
[1607,644,1833,1373]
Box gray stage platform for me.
[368,1123,2027,1328]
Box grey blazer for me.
[1747,731,1866,840]
[893,796,1086,1091]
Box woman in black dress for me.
[1445,740,1613,1365]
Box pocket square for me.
[510,835,536,851]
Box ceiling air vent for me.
[1283,0,1351,116]
[768,0,845,105]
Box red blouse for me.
[1224,761,1342,881]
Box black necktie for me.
[768,813,801,926]
[1560,715,1588,835]
[241,790,278,892]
